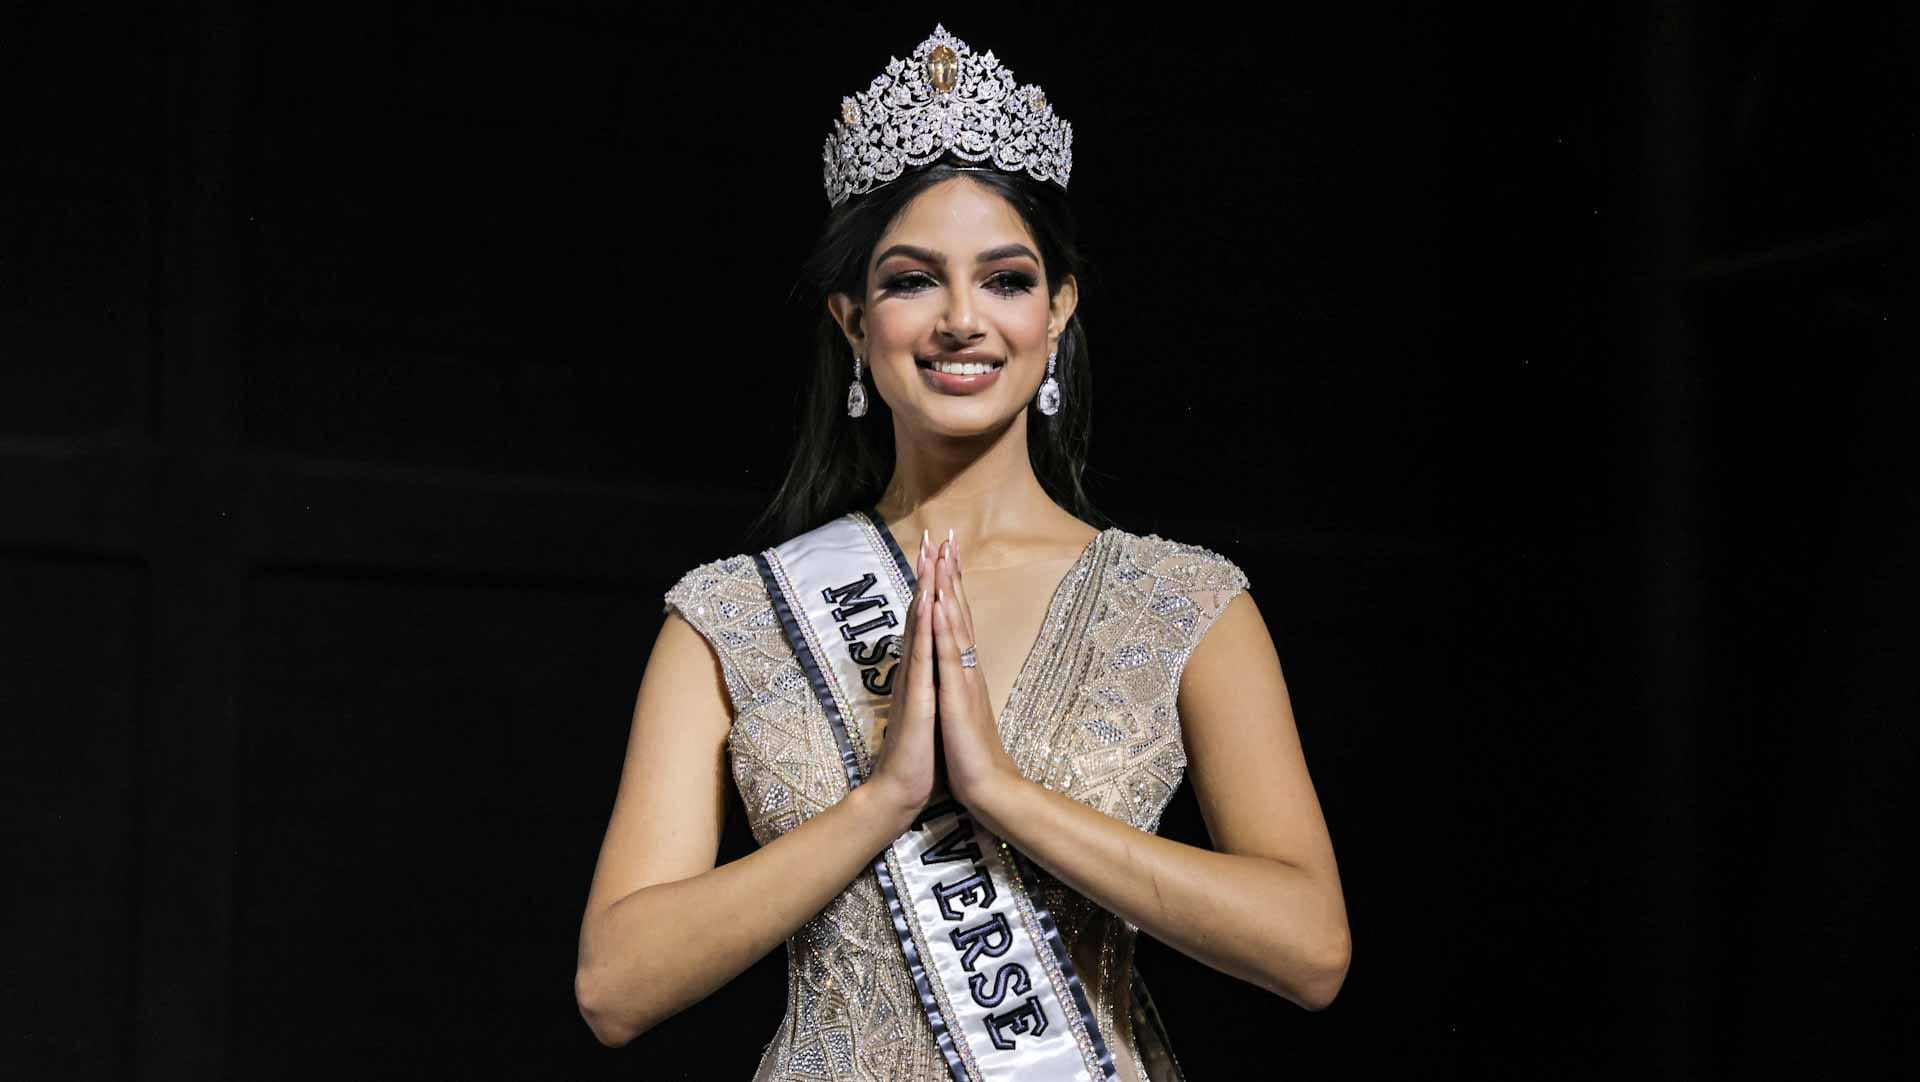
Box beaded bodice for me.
[662,525,1249,1081]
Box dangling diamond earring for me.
[1035,348,1061,416]
[847,353,869,418]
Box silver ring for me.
[959,644,978,669]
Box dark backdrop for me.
[3,3,1913,1079]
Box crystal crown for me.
[822,24,1073,207]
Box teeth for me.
[933,361,996,375]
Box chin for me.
[913,397,1023,439]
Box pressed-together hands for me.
[864,531,940,815]
[865,530,1023,823]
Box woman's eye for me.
[883,272,935,293]
[882,271,1036,296]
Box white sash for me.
[753,509,1117,1082]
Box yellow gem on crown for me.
[841,99,860,127]
[926,44,958,93]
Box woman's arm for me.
[970,590,1351,1010]
[574,612,920,1047]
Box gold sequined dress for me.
[663,523,1250,1082]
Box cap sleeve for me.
[1186,552,1251,653]
[661,554,769,720]
[1136,539,1252,697]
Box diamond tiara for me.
[822,24,1073,208]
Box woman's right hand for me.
[865,529,940,824]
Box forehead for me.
[874,177,1037,259]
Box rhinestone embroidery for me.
[660,528,1249,1080]
[1149,592,1193,616]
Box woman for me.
[576,25,1348,1081]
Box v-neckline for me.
[868,509,1109,729]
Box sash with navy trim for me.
[753,507,1117,1082]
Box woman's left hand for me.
[930,533,1023,809]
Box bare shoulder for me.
[1149,542,1333,879]
[579,554,764,921]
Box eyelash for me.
[881,271,1037,297]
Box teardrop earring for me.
[1035,348,1061,416]
[847,353,869,418]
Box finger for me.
[937,538,978,682]
[912,531,936,694]
[944,530,978,650]
[934,580,988,716]
[931,578,956,670]
[941,550,986,716]
[921,530,936,608]
[931,566,973,694]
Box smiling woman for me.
[876,242,1030,395]
[574,23,1348,1082]
[831,189,1072,448]
[764,141,1100,543]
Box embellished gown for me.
[662,520,1250,1082]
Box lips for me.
[915,351,1006,373]
[915,352,1006,395]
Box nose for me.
[937,286,984,342]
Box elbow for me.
[1294,926,1351,1012]
[575,965,646,1048]
[1265,926,1350,1012]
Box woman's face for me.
[831,177,1077,439]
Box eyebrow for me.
[872,243,1040,268]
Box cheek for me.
[1005,301,1052,350]
[865,301,929,352]
[1018,301,1052,337]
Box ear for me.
[1048,273,1080,346]
[826,292,866,355]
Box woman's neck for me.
[875,413,1066,558]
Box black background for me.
[3,3,1914,1079]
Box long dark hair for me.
[745,162,1109,549]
